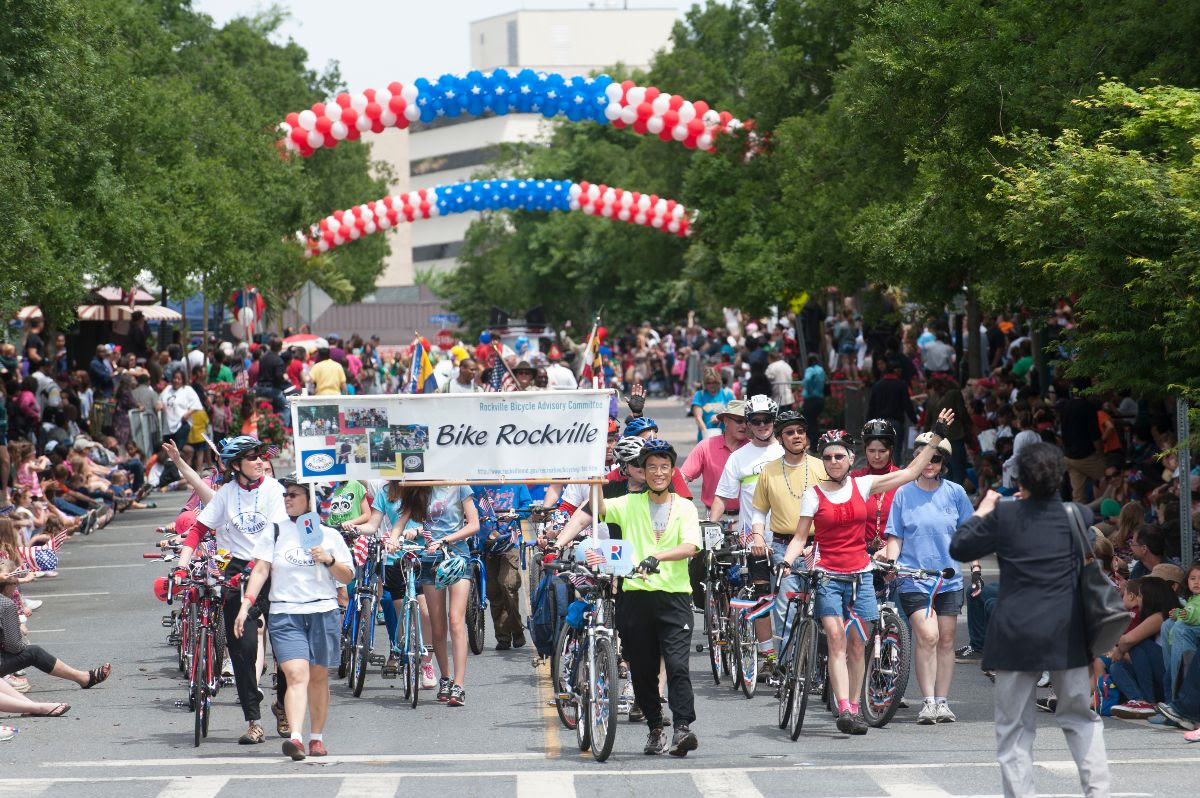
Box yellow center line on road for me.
[536,660,562,759]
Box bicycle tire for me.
[862,608,911,728]
[467,563,485,655]
[589,636,618,762]
[552,623,580,731]
[738,611,758,699]
[202,625,214,737]
[575,643,591,753]
[777,613,796,729]
[704,582,722,685]
[210,606,226,697]
[193,627,208,747]
[788,618,817,740]
[338,613,352,679]
[351,597,373,697]
[406,599,421,709]
[181,600,197,674]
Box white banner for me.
[289,390,612,484]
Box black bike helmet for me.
[635,438,677,468]
[774,409,807,436]
[816,429,855,456]
[861,418,897,447]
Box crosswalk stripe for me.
[55,752,548,768]
[335,775,403,798]
[516,772,576,798]
[155,776,230,798]
[869,772,953,798]
[691,769,765,797]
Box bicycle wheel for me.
[466,563,485,655]
[193,628,208,747]
[589,636,618,762]
[405,600,421,709]
[337,609,352,679]
[862,608,912,728]
[738,612,758,699]
[210,608,226,696]
[574,644,591,753]
[180,600,197,674]
[777,622,795,729]
[552,623,580,730]
[351,598,373,697]
[704,583,722,685]
[788,618,817,741]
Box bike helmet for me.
[218,435,264,465]
[613,436,646,466]
[635,438,678,468]
[861,419,897,447]
[623,416,659,438]
[816,429,855,456]
[744,394,778,420]
[913,431,952,456]
[434,554,468,588]
[773,409,807,435]
[278,473,301,489]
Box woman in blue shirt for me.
[877,432,977,725]
[690,368,734,441]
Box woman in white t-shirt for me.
[159,370,201,450]
[235,477,352,760]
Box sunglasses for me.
[822,453,848,462]
[929,455,945,464]
[748,417,774,426]
[241,453,262,462]
[284,491,307,500]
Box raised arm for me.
[162,440,215,504]
[870,407,955,495]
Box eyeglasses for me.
[748,417,773,427]
[241,453,262,462]
[929,454,945,464]
[645,464,673,475]
[822,453,848,462]
[284,491,307,500]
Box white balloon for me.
[375,90,391,108]
[428,204,440,217]
[626,87,646,106]
[404,104,421,122]
[727,118,743,131]
[702,110,720,126]
[350,93,368,112]
[400,84,419,102]
[378,217,391,230]
[654,199,668,213]
[673,204,686,219]
[325,104,342,122]
[318,240,329,252]
[364,222,377,235]
[306,129,324,148]
[602,189,616,204]
[330,121,348,140]
[348,227,360,239]
[651,217,664,228]
[672,124,688,141]
[637,195,651,211]
[602,204,615,218]
[652,95,670,115]
[678,102,695,122]
[603,102,622,121]
[356,115,372,132]
[586,185,601,200]
[668,220,680,233]
[568,184,582,199]
[618,209,631,221]
[634,213,647,225]
[333,233,345,245]
[619,191,633,207]
[569,200,581,211]
[697,133,713,150]
[646,116,664,135]
[380,110,397,127]
[298,109,317,130]
[604,83,623,101]
[277,122,291,135]
[620,106,638,125]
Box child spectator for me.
[1109,577,1177,718]
[1161,561,1200,703]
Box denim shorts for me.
[268,609,341,668]
[815,573,879,623]
[898,588,964,618]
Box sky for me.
[193,0,697,93]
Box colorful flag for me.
[579,324,605,388]
[408,338,438,394]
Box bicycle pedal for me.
[174,699,193,710]
[161,616,174,627]
[381,667,398,679]
[368,654,386,666]
[555,692,572,701]
[221,676,234,686]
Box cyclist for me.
[472,482,532,650]
[710,395,781,669]
[588,439,702,756]
[852,420,901,555]
[233,476,353,759]
[876,431,976,724]
[179,435,289,745]
[779,408,954,735]
[614,417,692,497]
[680,400,749,515]
[747,410,827,654]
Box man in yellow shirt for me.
[749,410,827,655]
[309,348,346,395]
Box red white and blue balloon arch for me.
[284,71,740,253]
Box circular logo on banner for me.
[233,511,268,537]
[403,454,424,473]
[304,453,334,473]
[283,547,315,567]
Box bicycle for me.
[340,531,388,697]
[697,520,734,685]
[773,565,831,740]
[465,535,489,655]
[388,542,428,709]
[725,536,773,699]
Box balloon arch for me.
[284,71,737,253]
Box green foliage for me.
[989,82,1200,401]
[0,0,387,328]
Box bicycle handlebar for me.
[873,560,956,580]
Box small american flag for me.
[352,535,370,568]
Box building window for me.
[410,145,500,177]
[506,20,518,67]
[413,240,465,263]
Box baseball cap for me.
[1098,499,1122,520]
[1150,563,1185,585]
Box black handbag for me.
[1065,503,1131,655]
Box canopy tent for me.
[77,303,181,322]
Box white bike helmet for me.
[613,436,646,466]
[744,394,778,419]
[913,431,952,456]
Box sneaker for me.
[668,724,698,757]
[917,700,938,725]
[238,723,266,745]
[0,726,17,742]
[1185,728,1200,743]
[22,598,42,611]
[849,712,869,735]
[759,653,777,680]
[1111,700,1157,719]
[1037,671,1051,688]
[282,739,305,760]
[1035,697,1058,714]
[643,726,667,755]
[954,645,982,663]
[1148,713,1171,726]
[4,675,30,694]
[512,632,526,649]
[421,663,437,689]
[619,678,634,712]
[222,659,234,678]
[982,669,996,682]
[436,677,452,703]
[836,710,857,734]
[1156,702,1200,731]
[447,684,465,707]
[935,702,957,723]
[495,638,511,651]
[628,701,644,723]
[272,702,290,737]
[309,740,328,757]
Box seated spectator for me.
[1108,577,1177,717]
[1161,561,1200,703]
[1129,525,1179,580]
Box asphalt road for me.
[3,398,1197,796]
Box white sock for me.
[310,733,323,742]
[935,696,947,704]
[290,733,302,744]
[923,696,935,704]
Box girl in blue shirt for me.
[690,368,734,441]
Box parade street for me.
[0,401,1195,797]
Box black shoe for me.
[495,639,511,651]
[836,710,856,735]
[437,677,452,702]
[512,632,526,649]
[669,724,698,757]
[954,645,983,663]
[1036,697,1058,714]
[628,702,644,723]
[447,684,465,707]
[643,726,667,755]
[849,713,869,735]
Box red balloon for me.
[354,217,366,230]
[363,88,376,101]
[290,127,307,146]
[333,210,345,221]
[285,112,300,127]
[365,102,382,120]
[687,118,705,136]
[418,201,431,215]
[632,119,648,135]
[658,128,673,142]
[313,102,326,117]
[636,102,652,119]
[388,81,403,94]
[387,209,399,224]
[611,119,627,128]
[382,196,394,209]
[395,117,410,130]
[596,326,608,341]
[315,116,332,134]
[388,95,406,114]
[340,108,358,127]
[693,100,709,116]
[299,145,314,157]
[403,208,415,222]
[644,87,660,103]
[346,127,361,140]
[323,134,336,148]
[335,93,351,108]
[719,111,733,125]
[669,94,683,110]
[683,137,698,149]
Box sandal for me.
[82,663,112,689]
[23,703,70,717]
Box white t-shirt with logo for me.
[714,440,783,535]
[254,519,351,614]
[197,476,288,560]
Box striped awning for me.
[77,304,181,322]
[16,306,42,322]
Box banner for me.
[290,390,612,484]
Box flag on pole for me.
[408,338,438,394]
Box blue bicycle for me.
[465,535,489,655]
[340,532,387,697]
[389,542,427,708]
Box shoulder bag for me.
[1064,502,1130,656]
